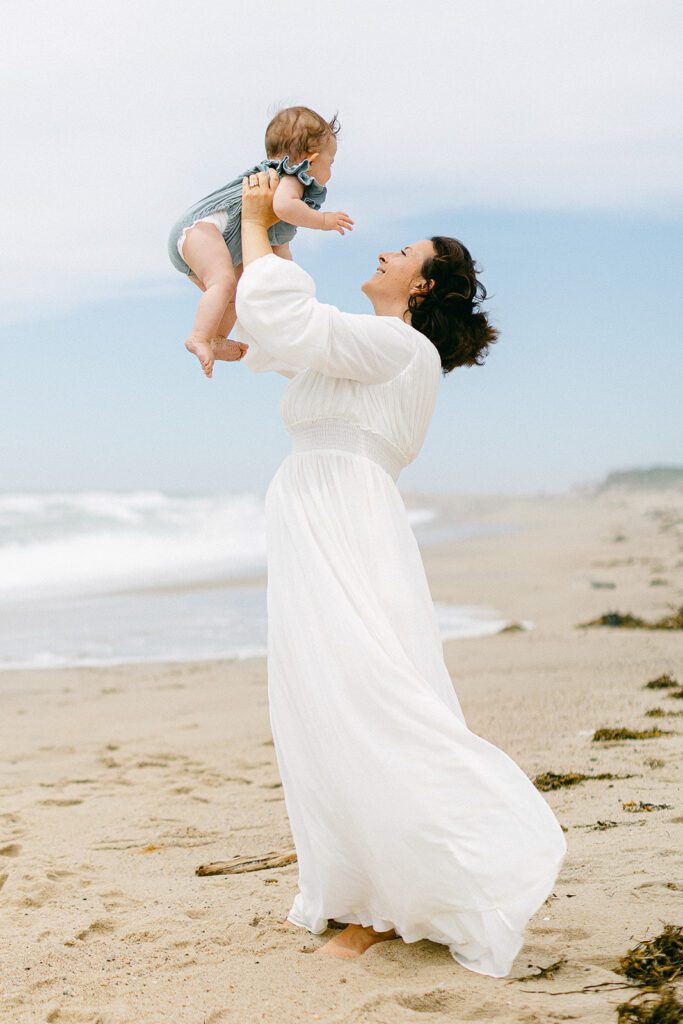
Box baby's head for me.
[265,106,340,186]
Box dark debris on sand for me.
[614,925,683,1021]
[514,957,568,982]
[578,606,683,630]
[645,674,681,690]
[617,988,683,1023]
[617,925,683,988]
[592,728,675,742]
[622,800,673,813]
[533,771,633,792]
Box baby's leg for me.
[189,265,246,364]
[211,264,248,363]
[214,263,243,337]
[182,222,237,377]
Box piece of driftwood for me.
[196,849,297,876]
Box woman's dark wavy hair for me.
[407,236,499,374]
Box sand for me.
[1,487,681,1024]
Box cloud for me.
[1,0,681,324]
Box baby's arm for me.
[272,175,353,235]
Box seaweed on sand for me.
[645,674,680,690]
[520,925,683,1006]
[592,727,674,741]
[616,988,683,1023]
[646,708,683,718]
[580,611,648,628]
[515,957,568,982]
[534,771,632,792]
[578,606,683,630]
[616,924,683,987]
[622,800,673,812]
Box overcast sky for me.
[1,1,681,494]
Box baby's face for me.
[306,138,337,186]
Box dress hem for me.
[286,906,528,978]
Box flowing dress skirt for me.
[264,447,567,978]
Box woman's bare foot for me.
[184,333,215,378]
[211,336,248,362]
[314,923,397,960]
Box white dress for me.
[233,254,567,978]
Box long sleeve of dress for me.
[234,254,419,385]
[235,328,301,379]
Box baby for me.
[168,106,354,377]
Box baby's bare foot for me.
[314,923,397,959]
[211,336,248,362]
[185,334,215,378]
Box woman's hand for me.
[241,169,281,229]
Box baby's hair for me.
[265,106,341,161]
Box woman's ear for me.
[410,277,435,297]
[306,151,320,165]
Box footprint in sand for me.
[46,1009,105,1023]
[72,918,117,942]
[346,988,485,1022]
[121,927,164,943]
[202,1012,232,1024]
[634,879,682,893]
[0,842,22,857]
[82,886,143,912]
[14,878,61,909]
[45,868,78,881]
[38,798,84,807]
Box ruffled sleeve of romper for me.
[263,155,328,210]
[234,254,422,384]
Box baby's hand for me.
[322,211,354,235]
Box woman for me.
[232,169,567,977]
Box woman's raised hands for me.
[241,169,281,229]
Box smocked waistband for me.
[288,420,405,481]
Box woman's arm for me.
[271,241,294,261]
[233,317,300,378]
[237,172,419,385]
[241,170,279,265]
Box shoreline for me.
[0,493,531,673]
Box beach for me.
[1,486,681,1024]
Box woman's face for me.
[361,239,436,309]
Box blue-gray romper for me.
[167,156,327,276]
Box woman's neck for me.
[370,298,410,322]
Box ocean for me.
[0,491,516,670]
